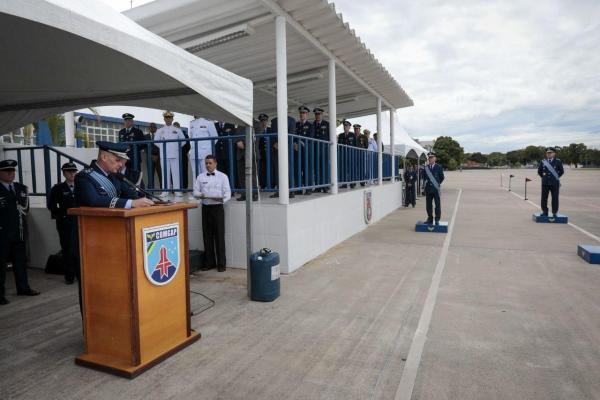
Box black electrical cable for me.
[189,289,215,317]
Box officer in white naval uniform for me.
[189,116,219,180]
[154,111,186,197]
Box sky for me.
[99,0,600,153]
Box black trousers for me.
[405,184,416,206]
[56,219,76,282]
[236,157,257,193]
[202,204,226,268]
[0,238,31,298]
[541,184,559,214]
[426,191,441,220]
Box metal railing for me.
[2,145,89,196]
[3,138,400,197]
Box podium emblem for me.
[143,223,181,285]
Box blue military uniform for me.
[118,113,145,168]
[337,121,357,188]
[120,167,144,200]
[537,148,564,216]
[312,111,330,192]
[421,154,445,223]
[75,161,137,208]
[47,162,79,283]
[295,109,315,192]
[0,160,39,303]
[404,168,417,207]
[215,121,236,178]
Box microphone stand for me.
[117,173,171,205]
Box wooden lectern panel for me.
[79,216,134,364]
[71,203,199,378]
[134,210,188,363]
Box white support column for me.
[390,109,396,180]
[64,111,75,147]
[328,58,338,194]
[276,16,289,204]
[376,98,382,185]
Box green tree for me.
[433,136,464,168]
[487,152,507,167]
[468,152,487,164]
[524,145,545,164]
[506,149,524,166]
[564,143,587,167]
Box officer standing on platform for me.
[193,155,231,272]
[296,105,315,195]
[256,114,273,189]
[214,121,236,178]
[421,152,444,225]
[47,162,79,284]
[155,111,186,198]
[313,108,330,192]
[337,120,357,188]
[0,159,40,305]
[537,147,564,217]
[118,113,145,169]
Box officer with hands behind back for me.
[0,159,40,305]
[47,162,79,284]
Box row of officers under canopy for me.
[117,107,384,201]
[0,147,564,305]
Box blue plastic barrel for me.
[250,249,280,302]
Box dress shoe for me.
[435,220,440,225]
[270,192,279,198]
[252,194,258,201]
[289,192,295,199]
[65,278,75,285]
[542,212,548,216]
[17,289,40,296]
[426,218,433,225]
[200,265,216,271]
[0,298,9,305]
[237,195,246,201]
[303,190,312,195]
[217,266,226,272]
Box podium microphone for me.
[116,173,170,204]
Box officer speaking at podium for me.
[75,141,154,209]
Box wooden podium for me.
[69,203,200,378]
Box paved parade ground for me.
[1,168,599,400]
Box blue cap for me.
[61,162,78,171]
[96,141,130,160]
[0,159,17,170]
[298,105,310,113]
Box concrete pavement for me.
[1,168,599,400]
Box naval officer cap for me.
[163,110,174,118]
[342,120,352,126]
[313,107,324,114]
[427,151,437,157]
[258,113,269,121]
[61,162,78,171]
[353,124,361,128]
[0,159,18,171]
[96,141,130,160]
[122,113,135,120]
[298,105,310,113]
[545,147,556,153]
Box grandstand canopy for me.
[0,0,254,133]
[125,0,413,120]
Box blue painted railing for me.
[2,145,88,196]
[3,137,399,196]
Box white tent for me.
[0,0,254,133]
[392,117,427,158]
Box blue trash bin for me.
[250,249,280,302]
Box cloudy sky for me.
[103,0,600,152]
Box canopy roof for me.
[126,0,413,119]
[0,0,254,133]
[393,117,427,157]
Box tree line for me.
[430,137,600,170]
